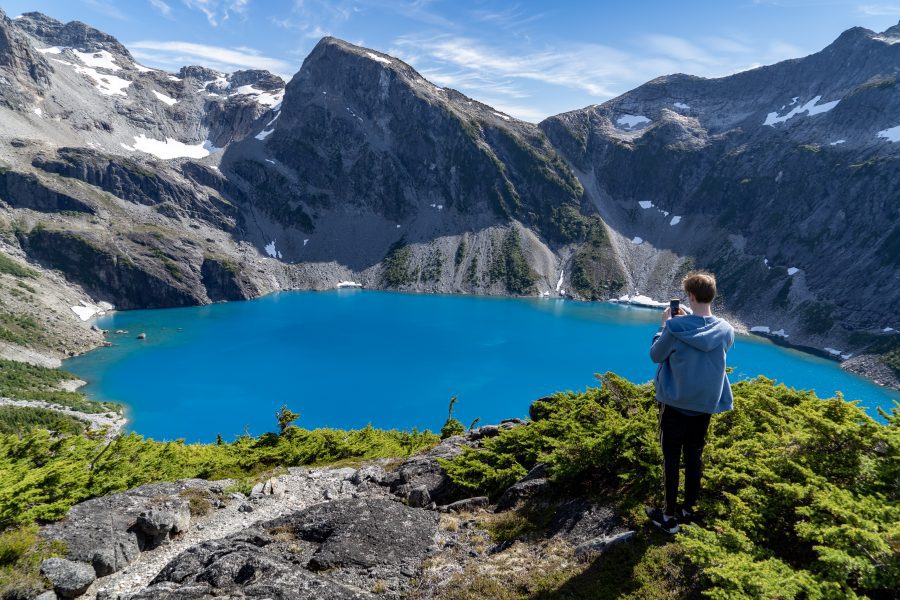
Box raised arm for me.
[650,326,677,364]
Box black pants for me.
[658,403,711,516]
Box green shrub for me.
[0,423,438,527]
[0,313,48,348]
[0,359,119,414]
[0,253,38,279]
[454,237,467,268]
[0,406,87,435]
[0,525,64,599]
[443,373,900,599]
[489,228,536,295]
[382,241,412,286]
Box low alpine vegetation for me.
[442,373,899,599]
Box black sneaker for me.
[645,506,679,534]
[678,507,697,525]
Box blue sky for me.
[3,0,898,121]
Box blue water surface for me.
[64,290,899,442]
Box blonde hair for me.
[682,271,717,304]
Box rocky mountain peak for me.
[0,8,52,94]
[230,69,285,91]
[13,11,133,59]
[178,65,222,82]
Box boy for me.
[646,271,735,534]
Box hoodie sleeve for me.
[650,326,677,363]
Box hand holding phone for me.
[670,299,681,316]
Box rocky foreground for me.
[33,422,630,600]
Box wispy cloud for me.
[148,0,174,18]
[181,0,249,26]
[82,0,129,20]
[392,31,813,121]
[856,3,900,15]
[129,40,294,76]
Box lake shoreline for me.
[63,289,898,442]
[74,288,900,395]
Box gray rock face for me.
[40,558,96,598]
[14,12,132,58]
[230,69,284,91]
[41,481,197,579]
[439,496,489,513]
[0,9,51,105]
[495,463,551,512]
[137,498,439,598]
[0,170,95,214]
[392,435,468,505]
[545,498,626,545]
[540,22,900,340]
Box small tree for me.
[441,396,465,439]
[276,404,300,435]
[215,433,224,446]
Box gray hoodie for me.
[650,315,735,414]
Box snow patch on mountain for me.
[669,216,682,226]
[366,51,392,65]
[231,85,283,107]
[152,90,177,106]
[673,102,690,109]
[631,237,643,244]
[764,95,840,126]
[877,125,900,142]
[617,114,651,128]
[638,201,653,209]
[72,49,119,71]
[122,135,211,159]
[265,241,283,259]
[74,65,130,96]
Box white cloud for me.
[129,40,295,76]
[181,0,249,26]
[856,4,900,16]
[393,30,816,121]
[148,0,173,18]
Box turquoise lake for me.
[64,290,899,442]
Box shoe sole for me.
[649,518,679,534]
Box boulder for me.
[40,558,95,598]
[136,501,190,547]
[350,464,388,485]
[406,486,432,508]
[137,498,439,598]
[438,497,489,513]
[261,478,286,495]
[495,463,551,511]
[34,592,58,600]
[392,436,468,505]
[40,481,202,577]
[466,425,500,441]
[546,498,626,545]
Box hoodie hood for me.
[666,315,733,352]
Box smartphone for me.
[670,299,680,316]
